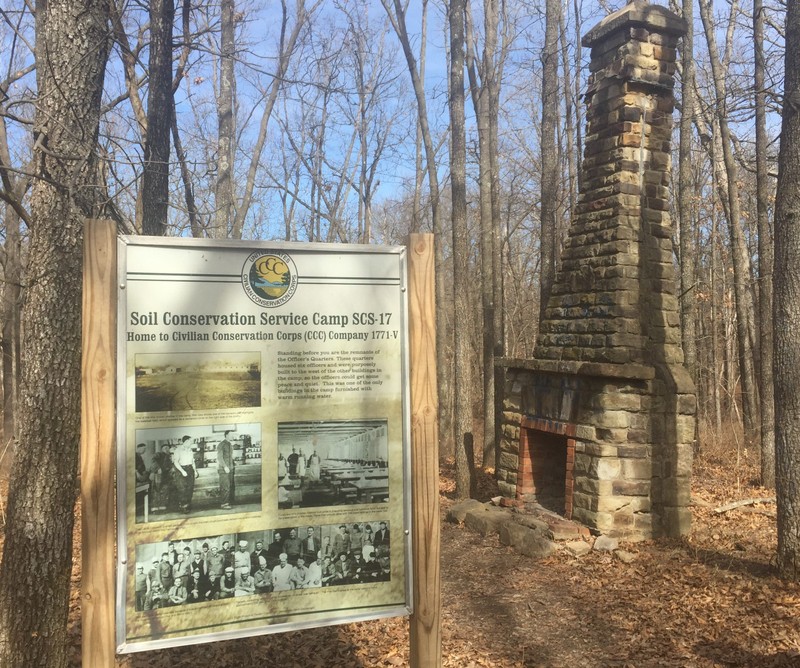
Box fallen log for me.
[713,497,776,514]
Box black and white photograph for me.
[133,422,262,523]
[276,420,389,509]
[135,351,261,412]
[132,520,391,611]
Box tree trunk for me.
[539,0,559,321]
[141,0,175,235]
[0,0,109,662]
[465,0,497,469]
[214,0,236,239]
[489,18,505,472]
[1,205,21,444]
[171,0,200,240]
[485,0,505,471]
[678,0,698,382]
[754,0,775,488]
[711,207,722,433]
[774,0,800,581]
[382,0,452,458]
[356,24,368,243]
[171,98,201,237]
[449,0,473,498]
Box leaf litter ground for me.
[3,449,800,667]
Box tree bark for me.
[678,0,698,382]
[465,0,498,469]
[0,0,109,662]
[754,0,775,488]
[141,0,174,235]
[214,0,236,239]
[449,0,473,498]
[774,0,800,581]
[539,0,559,321]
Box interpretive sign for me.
[116,237,412,652]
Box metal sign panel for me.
[116,237,412,653]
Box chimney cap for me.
[582,1,687,48]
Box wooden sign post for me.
[80,218,118,666]
[408,233,442,667]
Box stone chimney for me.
[496,2,696,539]
[536,0,686,368]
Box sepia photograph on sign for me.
[133,422,262,523]
[131,520,392,613]
[135,351,261,412]
[276,420,389,509]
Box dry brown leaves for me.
[3,454,800,667]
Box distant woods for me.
[0,0,793,537]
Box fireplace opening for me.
[516,419,575,519]
[530,431,568,514]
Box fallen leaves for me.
[3,452,800,666]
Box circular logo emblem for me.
[242,252,298,307]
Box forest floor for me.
[3,444,800,667]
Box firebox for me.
[516,418,576,519]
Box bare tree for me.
[465,1,491,468]
[698,0,759,440]
[449,0,474,497]
[0,58,33,442]
[465,0,514,469]
[411,0,429,235]
[172,0,201,236]
[230,0,319,239]
[678,0,698,385]
[754,0,775,487]
[0,204,23,444]
[774,0,800,580]
[140,0,175,235]
[213,0,236,238]
[0,0,110,665]
[559,3,578,217]
[268,30,365,243]
[381,0,453,457]
[539,0,559,322]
